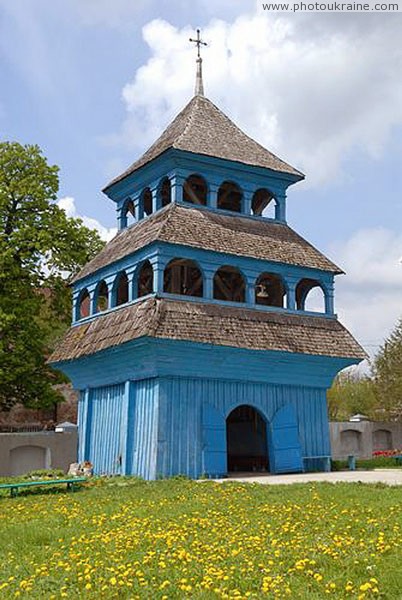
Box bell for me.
[256,284,270,298]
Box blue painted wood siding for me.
[78,376,331,479]
[78,379,159,479]
[130,379,159,480]
[202,403,227,477]
[78,384,125,475]
[269,404,303,473]
[60,338,355,393]
[156,377,330,479]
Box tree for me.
[327,370,377,421]
[372,317,402,421]
[0,141,104,410]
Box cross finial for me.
[189,28,207,96]
[189,28,207,59]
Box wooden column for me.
[276,192,287,222]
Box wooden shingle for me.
[72,204,342,283]
[50,297,366,363]
[104,95,303,191]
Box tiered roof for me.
[50,297,366,363]
[73,203,342,283]
[104,95,303,190]
[50,92,365,365]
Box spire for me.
[189,29,207,96]
[195,55,204,97]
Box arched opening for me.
[123,199,135,226]
[137,261,154,297]
[227,405,269,472]
[114,271,129,306]
[163,258,203,297]
[373,429,393,451]
[183,174,207,205]
[217,181,242,213]
[142,188,153,217]
[78,289,90,319]
[255,273,286,307]
[213,266,246,303]
[340,430,362,455]
[296,278,326,312]
[10,445,49,477]
[252,188,276,218]
[95,280,109,313]
[160,177,172,207]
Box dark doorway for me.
[226,405,269,472]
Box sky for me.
[0,0,401,363]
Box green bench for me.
[0,477,87,498]
[394,455,402,465]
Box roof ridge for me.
[201,96,303,176]
[156,201,176,239]
[70,205,174,284]
[147,297,162,337]
[149,296,170,339]
[283,221,344,275]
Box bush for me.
[331,457,401,471]
[22,469,65,480]
[331,460,347,471]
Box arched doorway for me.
[226,405,268,472]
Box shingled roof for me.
[72,204,342,283]
[104,95,303,190]
[49,297,366,364]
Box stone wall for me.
[0,431,78,477]
[330,421,402,460]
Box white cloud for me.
[58,197,117,242]
[114,11,402,186]
[330,228,402,357]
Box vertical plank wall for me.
[78,377,330,478]
[78,380,160,478]
[88,384,125,475]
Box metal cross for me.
[189,29,207,59]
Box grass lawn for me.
[0,479,401,599]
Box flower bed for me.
[372,449,402,458]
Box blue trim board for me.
[54,336,358,391]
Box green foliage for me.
[21,469,66,480]
[330,460,346,471]
[328,316,402,422]
[372,316,402,421]
[356,456,402,470]
[327,371,377,421]
[331,457,402,471]
[0,141,104,410]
